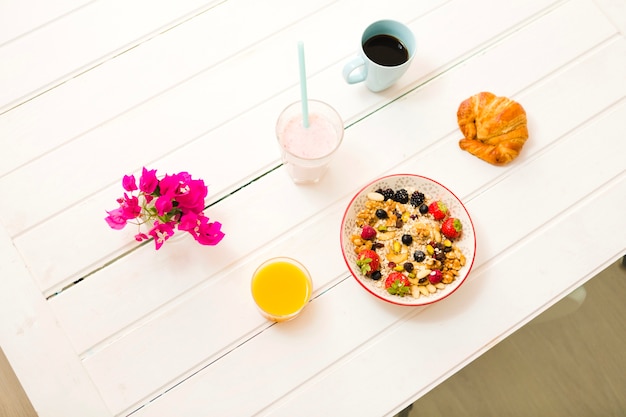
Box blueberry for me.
[401,234,413,245]
[419,204,429,214]
[413,250,426,262]
[375,209,388,219]
[403,262,414,273]
[371,270,382,281]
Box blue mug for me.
[342,20,416,92]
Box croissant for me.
[457,92,528,166]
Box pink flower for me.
[105,167,223,250]
[160,173,207,214]
[134,232,149,242]
[195,218,225,246]
[176,178,207,213]
[120,193,141,219]
[157,174,179,196]
[155,194,173,216]
[105,208,127,230]
[178,212,201,238]
[178,213,225,246]
[139,167,158,194]
[122,174,137,192]
[148,221,176,250]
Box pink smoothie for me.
[276,100,344,184]
[279,113,340,159]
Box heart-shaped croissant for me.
[457,92,528,166]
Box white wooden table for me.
[1,0,625,416]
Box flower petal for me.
[122,174,138,192]
[104,208,127,230]
[139,167,159,194]
[195,220,225,246]
[148,221,176,250]
[155,194,173,216]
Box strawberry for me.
[441,217,462,239]
[385,272,411,296]
[356,249,380,276]
[360,224,377,240]
[428,201,448,220]
[428,269,443,284]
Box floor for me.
[1,259,624,417]
[398,258,626,417]
[0,347,36,417]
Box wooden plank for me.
[0,224,111,417]
[0,0,340,177]
[595,0,626,34]
[77,10,626,415]
[0,0,92,46]
[0,0,225,112]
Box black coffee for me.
[363,34,409,67]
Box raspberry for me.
[428,269,443,284]
[360,225,377,240]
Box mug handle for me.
[342,55,366,84]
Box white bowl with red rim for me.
[340,174,476,306]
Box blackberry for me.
[379,188,395,201]
[409,191,425,207]
[393,188,409,204]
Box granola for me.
[349,187,467,299]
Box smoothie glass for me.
[251,257,313,322]
[276,100,344,184]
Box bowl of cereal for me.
[340,174,476,306]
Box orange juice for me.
[251,257,312,322]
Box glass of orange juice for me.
[251,257,313,322]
